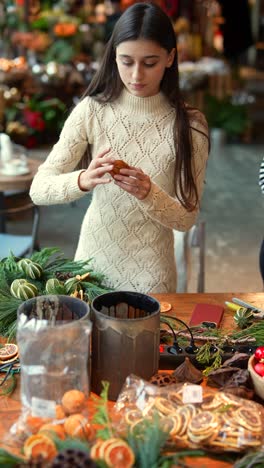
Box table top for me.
[1,292,264,467]
[0,158,41,192]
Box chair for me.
[173,221,206,293]
[0,193,40,259]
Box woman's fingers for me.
[113,167,151,200]
[94,148,111,160]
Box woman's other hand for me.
[113,165,151,200]
[78,149,114,191]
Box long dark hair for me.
[82,2,208,211]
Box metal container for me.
[91,291,160,401]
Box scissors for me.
[0,358,20,387]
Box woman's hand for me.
[113,165,151,200]
[78,149,115,191]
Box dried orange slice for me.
[98,438,121,460]
[24,433,57,461]
[160,302,172,313]
[0,343,18,361]
[104,439,135,468]
[90,439,104,460]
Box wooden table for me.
[1,292,264,467]
[0,158,41,232]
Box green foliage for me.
[26,95,66,131]
[0,448,24,467]
[0,248,112,338]
[127,414,169,468]
[43,39,76,64]
[92,381,114,440]
[234,451,264,468]
[195,342,223,376]
[204,94,249,137]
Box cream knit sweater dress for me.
[30,90,209,293]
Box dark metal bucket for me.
[91,291,160,401]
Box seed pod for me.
[64,277,80,294]
[45,278,65,295]
[10,279,38,300]
[234,307,254,329]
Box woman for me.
[30,2,209,293]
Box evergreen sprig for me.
[234,451,264,468]
[0,449,25,467]
[92,381,114,440]
[195,342,224,376]
[127,414,169,468]
[0,248,113,338]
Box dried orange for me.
[110,160,130,177]
[61,389,86,414]
[25,415,51,434]
[104,439,135,468]
[64,413,90,439]
[55,404,66,419]
[39,422,66,440]
[24,433,57,461]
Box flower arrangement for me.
[5,94,67,147]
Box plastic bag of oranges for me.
[9,296,93,447]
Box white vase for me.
[210,128,227,150]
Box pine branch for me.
[54,436,90,453]
[0,448,25,466]
[234,451,264,468]
[127,414,169,468]
[92,381,114,440]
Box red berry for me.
[254,346,264,361]
[254,362,264,377]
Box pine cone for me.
[55,272,74,281]
[51,449,97,468]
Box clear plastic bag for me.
[10,295,92,442]
[114,375,264,453]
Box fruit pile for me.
[19,388,135,468]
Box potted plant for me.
[204,93,249,146]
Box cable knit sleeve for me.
[137,114,209,231]
[30,98,91,205]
